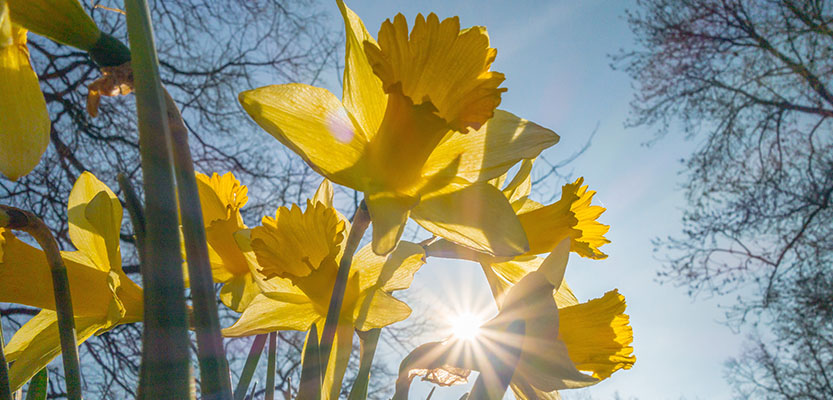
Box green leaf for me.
[23,368,46,400]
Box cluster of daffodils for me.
[0,0,634,398]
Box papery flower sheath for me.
[238,0,559,256]
[0,172,143,390]
[222,179,426,399]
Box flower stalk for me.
[123,0,191,397]
[317,201,370,373]
[0,205,82,400]
[164,86,233,400]
[0,309,11,400]
[347,328,381,400]
[233,334,267,400]
[265,332,278,400]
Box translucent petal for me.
[365,192,416,255]
[353,289,411,331]
[239,83,369,188]
[222,293,318,337]
[412,182,528,257]
[422,111,558,185]
[0,22,49,181]
[67,171,123,271]
[353,241,425,293]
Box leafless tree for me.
[615,0,833,398]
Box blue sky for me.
[320,1,747,399]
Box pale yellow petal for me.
[353,290,412,331]
[336,0,386,138]
[412,182,528,257]
[353,241,425,293]
[222,293,318,337]
[0,22,49,181]
[239,83,369,189]
[313,178,334,208]
[0,231,114,317]
[206,217,249,278]
[502,158,534,205]
[421,110,558,185]
[560,290,635,381]
[365,192,416,255]
[196,171,248,226]
[218,272,260,313]
[5,310,102,391]
[67,171,122,271]
[365,13,505,131]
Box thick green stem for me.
[233,334,267,400]
[0,206,82,399]
[318,201,370,373]
[347,328,381,400]
[0,309,11,400]
[468,320,525,399]
[265,332,277,400]
[123,1,191,398]
[163,87,232,400]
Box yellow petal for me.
[206,217,249,278]
[517,181,581,256]
[239,83,369,188]
[412,182,528,257]
[0,230,114,317]
[481,254,578,309]
[0,21,49,181]
[560,290,635,381]
[218,272,260,313]
[422,111,558,185]
[7,0,100,51]
[365,13,505,131]
[502,158,534,205]
[5,310,102,391]
[353,289,411,331]
[318,322,354,400]
[222,293,318,337]
[336,0,386,138]
[196,171,248,226]
[313,178,334,208]
[510,380,562,400]
[353,241,425,293]
[570,179,610,259]
[365,191,416,255]
[251,201,345,281]
[67,171,122,271]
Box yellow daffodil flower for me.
[194,171,260,312]
[222,182,426,399]
[401,241,634,398]
[0,0,50,181]
[0,172,143,391]
[5,0,100,52]
[238,0,559,256]
[426,160,610,304]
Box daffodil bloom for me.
[6,0,100,52]
[401,241,634,398]
[0,172,143,391]
[0,0,50,181]
[239,0,559,256]
[426,160,610,303]
[222,181,425,399]
[194,171,260,312]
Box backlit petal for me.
[312,178,334,208]
[239,83,369,188]
[353,290,411,331]
[67,171,122,271]
[353,241,425,293]
[412,182,528,257]
[0,20,49,181]
[5,311,103,391]
[365,13,505,131]
[336,0,386,137]
[222,293,318,337]
[218,272,260,313]
[422,111,558,184]
[0,230,114,317]
[365,192,416,255]
[570,180,610,259]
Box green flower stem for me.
[0,309,12,400]
[265,332,277,400]
[23,368,47,400]
[117,173,146,263]
[163,87,233,400]
[468,320,526,399]
[347,328,381,400]
[318,201,370,375]
[123,0,191,398]
[234,334,267,400]
[297,326,321,400]
[0,206,82,400]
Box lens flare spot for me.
[327,106,355,143]
[450,313,482,341]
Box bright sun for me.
[450,313,482,341]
